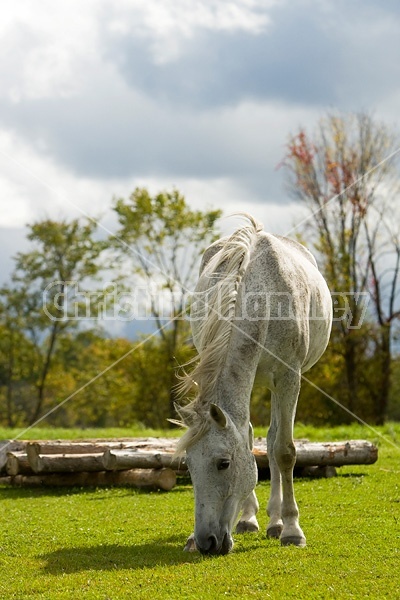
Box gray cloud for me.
[0,73,298,195]
[106,19,331,109]
[103,1,400,109]
[2,0,400,311]
[0,1,400,198]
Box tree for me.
[0,291,37,427]
[0,217,106,425]
[282,112,400,424]
[50,332,137,428]
[112,187,222,419]
[40,331,197,429]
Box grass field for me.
[1,423,399,599]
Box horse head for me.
[183,403,258,555]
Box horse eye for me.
[217,459,230,471]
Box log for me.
[103,441,377,471]
[103,449,187,472]
[114,468,177,490]
[253,440,378,468]
[103,449,163,470]
[29,453,105,474]
[0,476,12,485]
[0,441,26,473]
[26,438,177,458]
[6,452,33,476]
[295,440,378,466]
[26,441,133,460]
[1,438,377,489]
[2,468,176,491]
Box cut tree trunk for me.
[101,440,378,471]
[0,441,26,473]
[26,440,143,461]
[0,468,176,491]
[6,452,32,476]
[103,449,186,471]
[253,439,377,468]
[29,453,105,474]
[1,437,378,488]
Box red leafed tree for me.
[282,112,400,424]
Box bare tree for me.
[282,112,400,423]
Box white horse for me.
[176,214,332,555]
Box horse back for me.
[230,232,332,377]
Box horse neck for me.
[215,367,254,436]
[214,318,262,435]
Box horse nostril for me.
[220,532,232,555]
[207,535,218,553]
[198,534,219,555]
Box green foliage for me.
[8,329,196,430]
[0,322,37,427]
[112,187,222,420]
[15,219,104,282]
[0,218,106,426]
[388,356,400,420]
[1,182,399,431]
[295,323,380,425]
[0,197,215,429]
[60,332,140,428]
[113,188,221,257]
[125,333,196,428]
[0,424,399,599]
[112,188,221,301]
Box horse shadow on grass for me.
[39,533,264,573]
[39,535,210,573]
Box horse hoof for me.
[184,536,197,552]
[267,524,283,539]
[236,520,259,534]
[280,535,306,547]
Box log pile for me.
[0,437,378,491]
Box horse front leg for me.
[236,489,260,533]
[236,422,260,534]
[274,374,306,547]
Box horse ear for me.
[210,403,227,429]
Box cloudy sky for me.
[1,0,400,285]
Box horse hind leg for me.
[236,490,260,533]
[266,395,284,539]
[273,374,306,547]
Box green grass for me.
[1,424,400,599]
[1,421,398,446]
[0,425,182,441]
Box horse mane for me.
[175,213,263,454]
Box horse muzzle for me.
[195,531,233,556]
